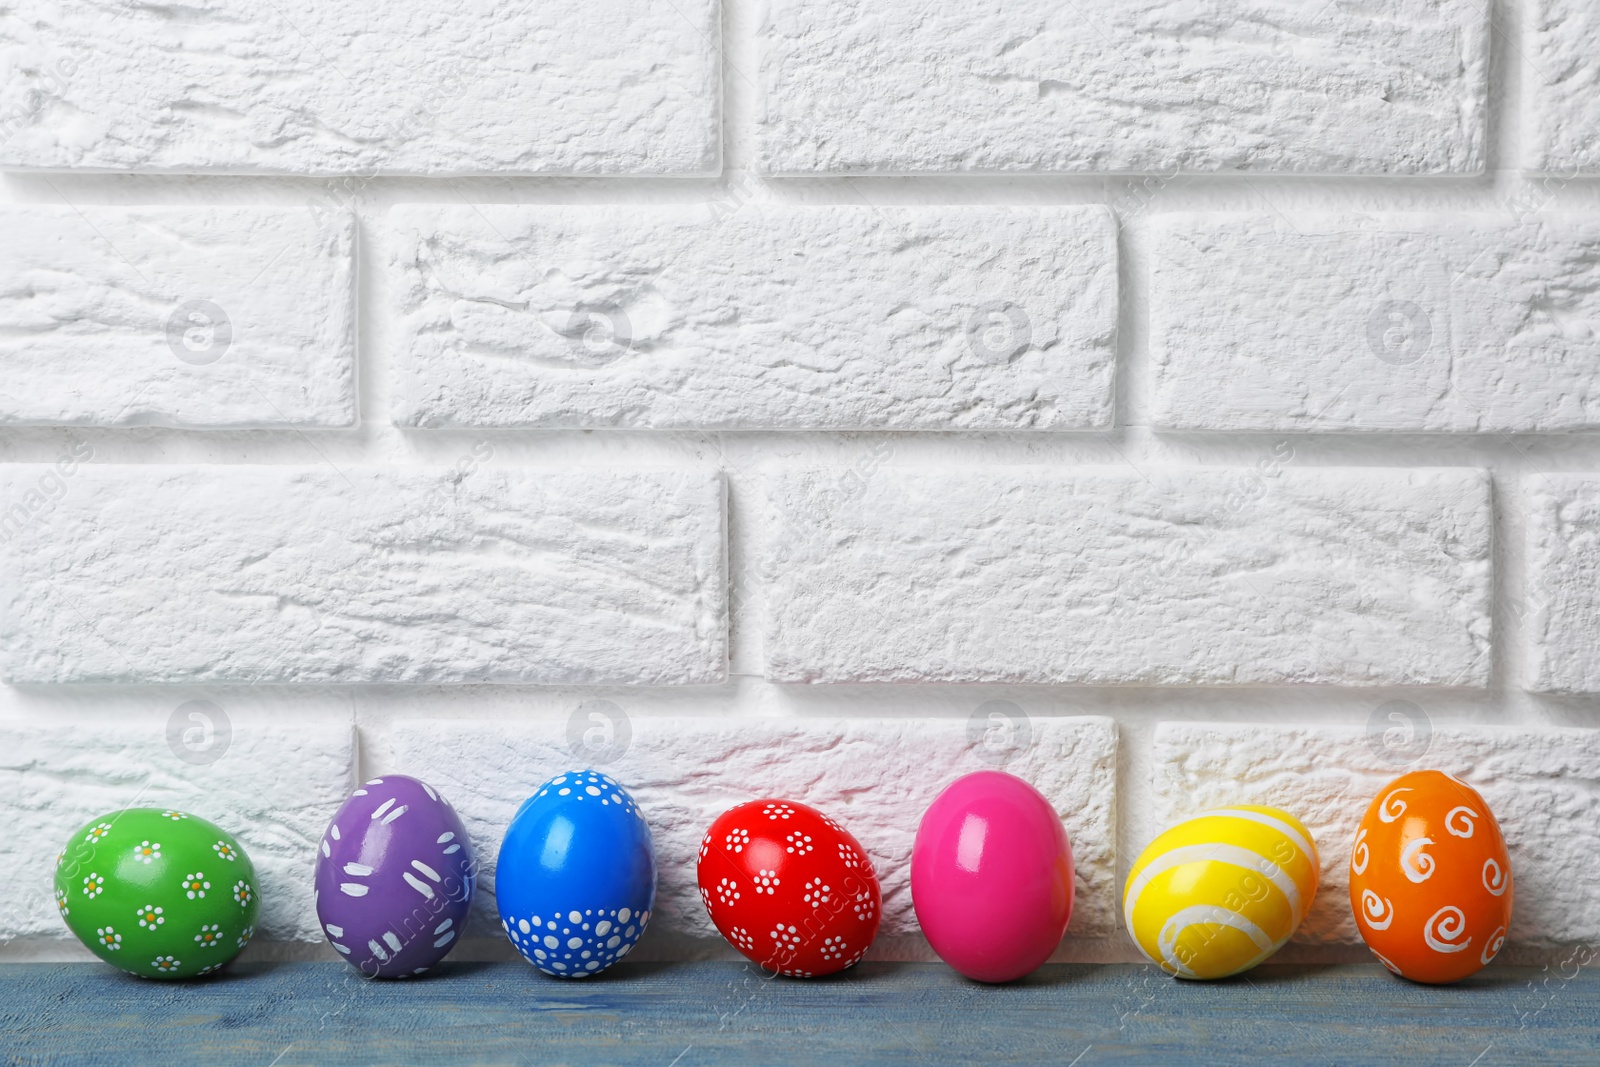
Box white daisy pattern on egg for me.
[698,799,882,979]
[131,840,160,864]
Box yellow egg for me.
[1123,806,1320,979]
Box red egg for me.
[697,800,882,977]
[911,771,1074,982]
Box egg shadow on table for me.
[1221,963,1530,992]
[934,959,1139,991]
[516,959,680,985]
[404,960,507,981]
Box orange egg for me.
[1349,770,1512,984]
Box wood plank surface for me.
[1,962,1594,1065]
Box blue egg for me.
[496,769,656,978]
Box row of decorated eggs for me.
[1124,769,1513,984]
[53,767,1509,986]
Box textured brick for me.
[0,1,719,175]
[389,205,1116,430]
[0,720,353,942]
[762,467,1492,686]
[1151,214,1600,433]
[1524,0,1600,174]
[385,716,1119,945]
[0,207,354,428]
[758,0,1486,174]
[1525,474,1600,692]
[1152,723,1600,946]
[0,466,726,685]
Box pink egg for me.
[911,770,1074,982]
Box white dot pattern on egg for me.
[500,906,650,977]
[534,771,639,817]
[496,770,657,980]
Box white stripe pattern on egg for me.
[1123,842,1304,932]
[1155,905,1275,979]
[1204,808,1319,865]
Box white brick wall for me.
[1151,214,1600,433]
[0,1,720,175]
[762,466,1491,686]
[2,0,1600,966]
[758,0,1487,175]
[388,205,1118,429]
[0,207,355,428]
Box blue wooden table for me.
[1,961,1594,1064]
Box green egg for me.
[53,808,261,980]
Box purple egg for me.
[314,775,476,978]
